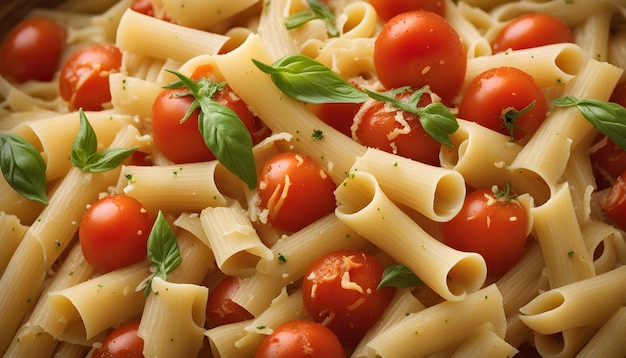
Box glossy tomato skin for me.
[309,102,361,138]
[59,44,122,111]
[301,250,395,347]
[491,14,574,53]
[91,321,144,358]
[206,275,254,328]
[257,152,336,232]
[369,0,445,22]
[255,320,346,358]
[441,188,529,276]
[0,18,66,83]
[374,10,466,102]
[353,90,441,166]
[602,171,626,231]
[79,195,153,273]
[459,67,548,141]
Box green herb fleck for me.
[278,253,287,263]
[312,129,324,140]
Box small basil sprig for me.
[377,264,424,290]
[0,133,48,204]
[285,0,339,37]
[138,211,182,296]
[164,70,257,190]
[71,109,137,172]
[252,55,369,104]
[365,87,459,147]
[501,100,536,142]
[552,96,626,150]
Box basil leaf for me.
[165,70,257,190]
[198,100,257,190]
[252,55,369,104]
[285,0,339,37]
[0,134,48,204]
[364,88,459,147]
[378,264,423,290]
[552,96,626,151]
[71,109,137,172]
[143,211,182,296]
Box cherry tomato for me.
[205,275,254,329]
[441,186,529,276]
[459,67,548,141]
[374,10,466,102]
[0,17,66,83]
[602,170,626,231]
[491,14,574,53]
[151,83,260,164]
[79,195,153,273]
[369,0,446,22]
[131,0,172,21]
[308,101,360,138]
[353,89,441,166]
[257,152,337,232]
[301,250,395,347]
[59,44,122,111]
[255,320,345,358]
[91,321,144,358]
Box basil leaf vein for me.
[0,133,48,204]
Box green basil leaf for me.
[0,134,48,204]
[284,11,318,30]
[252,55,369,104]
[83,148,138,173]
[364,88,459,147]
[198,100,257,190]
[144,211,182,296]
[552,96,626,151]
[377,264,423,290]
[284,0,339,37]
[71,109,98,170]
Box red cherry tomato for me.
[353,89,441,166]
[301,250,395,347]
[91,321,144,358]
[59,44,122,111]
[0,17,66,83]
[602,171,626,231]
[257,152,337,232]
[374,10,466,102]
[151,82,260,164]
[309,101,360,138]
[491,13,574,53]
[131,0,172,21]
[79,195,153,273]
[369,0,446,22]
[206,275,254,329]
[459,67,548,141]
[441,186,529,276]
[255,320,346,358]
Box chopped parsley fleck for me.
[257,325,266,330]
[311,129,324,140]
[568,250,575,257]
[278,253,287,263]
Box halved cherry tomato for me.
[0,17,66,83]
[205,275,254,329]
[353,89,441,166]
[491,13,574,53]
[79,195,153,273]
[257,151,337,232]
[441,185,529,276]
[459,67,548,141]
[59,44,122,111]
[602,170,626,231]
[91,321,144,358]
[255,320,345,358]
[369,0,446,22]
[301,250,395,347]
[374,10,466,102]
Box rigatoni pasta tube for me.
[365,284,506,357]
[350,148,466,222]
[139,278,208,358]
[519,264,626,335]
[577,306,626,358]
[335,170,486,301]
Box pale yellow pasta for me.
[205,321,252,358]
[450,323,518,358]
[573,8,613,63]
[445,0,492,58]
[489,0,625,26]
[307,37,376,80]
[200,202,272,277]
[366,284,505,357]
[582,220,621,274]
[336,2,377,39]
[562,139,596,224]
[160,0,259,31]
[0,212,27,274]
[335,170,486,301]
[138,278,208,358]
[577,306,626,357]
[109,73,162,119]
